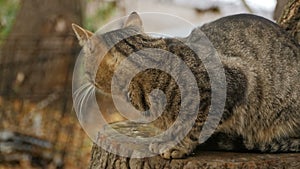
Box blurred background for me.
[0,0,288,168]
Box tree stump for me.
[88,121,300,169]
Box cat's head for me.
[72,12,144,94]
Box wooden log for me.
[89,121,300,169]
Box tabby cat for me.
[72,12,300,159]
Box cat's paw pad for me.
[149,142,187,159]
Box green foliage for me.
[0,0,20,44]
[84,0,116,32]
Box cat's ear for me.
[72,23,94,46]
[123,12,143,31]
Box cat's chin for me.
[95,87,111,97]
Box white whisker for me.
[78,85,95,120]
[73,83,91,98]
[73,83,93,117]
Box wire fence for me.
[0,35,91,169]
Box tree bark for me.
[274,0,289,21]
[89,121,300,169]
[276,0,300,44]
[0,0,83,101]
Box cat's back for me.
[199,14,300,121]
[199,14,300,63]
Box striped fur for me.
[73,12,300,159]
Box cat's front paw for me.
[149,141,189,159]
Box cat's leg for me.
[149,126,201,159]
[149,131,246,159]
[148,106,243,159]
[149,138,198,159]
[244,138,300,153]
